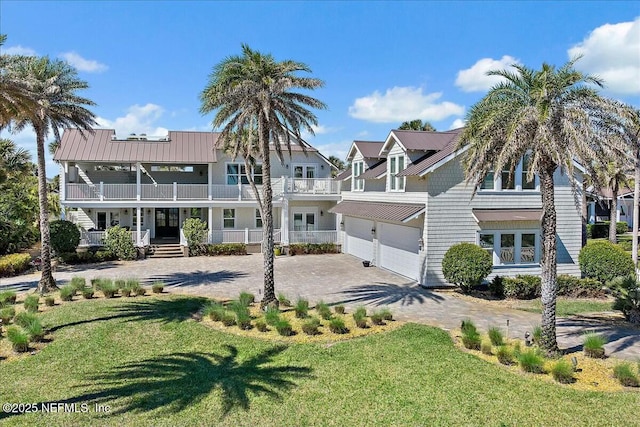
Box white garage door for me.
[344,217,374,261]
[378,222,420,281]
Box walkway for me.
[1,253,638,359]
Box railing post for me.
[136,162,141,201]
[282,176,288,193]
[99,181,104,201]
[245,228,249,244]
[173,182,177,201]
[238,182,242,201]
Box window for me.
[293,212,316,231]
[521,233,536,262]
[223,209,235,229]
[226,163,262,185]
[96,212,107,230]
[501,167,516,190]
[480,172,494,190]
[293,165,316,179]
[521,153,535,190]
[479,154,538,192]
[479,233,494,257]
[151,165,194,172]
[500,234,515,264]
[133,212,144,227]
[479,230,539,265]
[353,161,364,191]
[255,209,263,228]
[389,155,405,191]
[190,208,202,219]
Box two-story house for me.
[54,129,340,253]
[332,128,582,287]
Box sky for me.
[1,1,639,177]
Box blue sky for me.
[1,1,639,176]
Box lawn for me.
[511,297,614,317]
[0,295,638,427]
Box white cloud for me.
[313,140,351,162]
[348,86,464,123]
[455,56,521,92]
[568,18,640,95]
[356,130,369,137]
[59,51,108,73]
[449,119,466,130]
[301,124,340,140]
[96,103,168,137]
[1,45,38,56]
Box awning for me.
[472,208,542,222]
[329,200,425,223]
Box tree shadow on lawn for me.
[48,297,206,333]
[0,345,312,421]
[557,317,640,354]
[336,282,445,307]
[145,270,248,288]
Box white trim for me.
[477,229,540,266]
[388,154,406,192]
[222,208,236,229]
[402,208,425,223]
[291,207,318,231]
[291,163,317,179]
[225,161,263,185]
[380,131,405,156]
[418,145,470,177]
[352,161,365,191]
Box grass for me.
[512,298,614,317]
[0,296,638,426]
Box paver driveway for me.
[2,253,639,359]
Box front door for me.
[155,208,179,238]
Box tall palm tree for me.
[200,45,326,307]
[399,119,436,131]
[5,56,96,293]
[457,59,625,354]
[623,108,640,266]
[0,35,37,128]
[600,161,631,244]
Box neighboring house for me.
[55,129,340,252]
[587,186,634,228]
[332,128,582,287]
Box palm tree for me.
[623,108,640,266]
[0,138,31,184]
[600,161,631,244]
[0,35,37,128]
[200,45,326,307]
[457,59,625,354]
[5,56,96,293]
[399,119,436,131]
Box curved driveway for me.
[2,253,638,360]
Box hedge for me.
[442,243,493,293]
[579,240,634,284]
[557,274,604,298]
[58,250,117,265]
[288,243,340,255]
[503,275,541,299]
[0,253,32,277]
[190,243,247,257]
[587,221,628,239]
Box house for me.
[332,128,583,287]
[54,129,340,253]
[587,186,634,228]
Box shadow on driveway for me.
[557,317,640,354]
[336,282,445,307]
[146,270,248,288]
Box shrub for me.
[49,220,80,254]
[24,317,44,342]
[583,332,607,358]
[44,296,55,307]
[442,242,493,293]
[58,250,117,265]
[0,290,17,304]
[616,221,629,235]
[551,359,575,384]
[275,319,293,336]
[151,282,164,294]
[288,243,339,255]
[59,285,74,301]
[481,340,493,355]
[579,240,634,284]
[334,304,345,315]
[613,363,639,387]
[104,226,136,260]
[295,298,309,318]
[70,277,86,293]
[532,326,542,345]
[236,311,252,330]
[221,312,236,327]
[0,253,32,277]
[353,307,367,328]
[239,292,255,307]
[7,326,28,352]
[329,317,348,334]
[121,287,132,297]
[182,217,207,248]
[14,311,37,328]
[127,279,142,296]
[496,346,515,365]
[609,276,640,323]
[489,276,504,298]
[135,286,146,297]
[101,281,118,298]
[617,240,632,252]
[380,308,393,321]
[201,243,247,256]
[255,319,268,332]
[460,319,480,350]
[277,293,291,307]
[82,287,94,299]
[370,311,384,325]
[316,301,332,320]
[265,306,281,326]
[556,274,604,298]
[460,319,478,335]
[23,294,39,313]
[518,349,545,373]
[502,275,541,299]
[488,327,504,346]
[302,317,321,335]
[203,301,225,321]
[0,306,15,324]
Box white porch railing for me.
[79,229,150,247]
[289,230,339,244]
[286,178,340,195]
[180,228,282,246]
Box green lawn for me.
[1,295,638,426]
[512,298,614,317]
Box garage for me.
[344,217,374,262]
[378,222,421,280]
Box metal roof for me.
[330,200,425,223]
[336,168,352,181]
[389,129,459,151]
[353,141,385,159]
[472,209,542,222]
[359,160,387,179]
[397,129,463,177]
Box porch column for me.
[208,163,213,200]
[60,162,67,202]
[208,207,213,243]
[281,199,289,245]
[99,181,104,201]
[173,182,177,201]
[136,162,141,201]
[588,201,596,224]
[136,207,141,246]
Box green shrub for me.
[82,287,94,299]
[481,340,493,355]
[59,285,74,301]
[315,301,332,320]
[0,306,15,324]
[613,363,639,387]
[277,293,291,307]
[556,274,604,298]
[488,327,504,346]
[239,292,255,307]
[503,275,541,299]
[127,279,142,296]
[13,311,36,328]
[23,294,39,313]
[182,217,207,248]
[583,332,607,358]
[121,287,132,297]
[380,308,393,321]
[353,307,367,328]
[295,298,309,318]
[24,316,44,342]
[151,282,164,294]
[0,253,32,277]
[236,311,252,330]
[551,359,575,384]
[609,276,640,323]
[460,319,478,335]
[7,326,28,352]
[135,286,146,297]
[496,345,515,365]
[203,301,225,321]
[197,243,247,256]
[579,240,634,284]
[221,312,236,327]
[615,221,629,235]
[44,296,55,307]
[489,275,504,298]
[302,317,321,335]
[275,319,293,336]
[0,290,17,304]
[587,223,607,239]
[518,349,545,373]
[101,281,118,298]
[532,326,542,345]
[328,317,348,334]
[265,306,281,326]
[104,226,136,260]
[333,304,345,315]
[288,243,339,255]
[617,240,633,252]
[442,242,493,293]
[255,319,268,332]
[49,220,80,254]
[461,332,481,350]
[370,311,384,325]
[70,277,86,293]
[59,250,117,265]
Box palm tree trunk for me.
[35,124,57,294]
[582,177,588,247]
[539,165,558,355]
[633,146,640,268]
[609,185,618,244]
[259,120,277,308]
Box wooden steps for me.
[148,244,184,258]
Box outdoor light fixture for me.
[371,227,376,236]
[124,209,128,214]
[87,209,92,214]
[418,237,424,251]
[183,209,187,215]
[320,210,324,216]
[147,209,151,214]
[524,331,532,346]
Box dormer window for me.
[352,161,364,191]
[389,155,405,191]
[479,154,538,192]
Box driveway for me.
[2,253,639,360]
